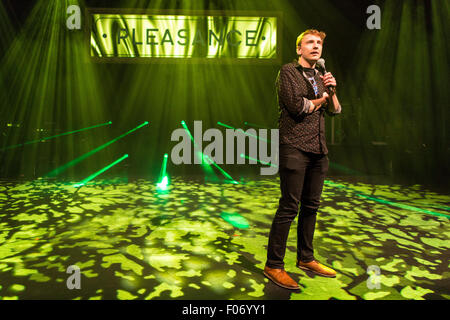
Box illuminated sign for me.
[88,10,279,61]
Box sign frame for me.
[85,8,282,64]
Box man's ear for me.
[296,46,302,56]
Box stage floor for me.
[0,176,449,300]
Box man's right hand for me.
[309,92,329,112]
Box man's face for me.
[297,34,323,62]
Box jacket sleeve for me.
[277,65,311,117]
[325,100,342,117]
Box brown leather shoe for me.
[297,260,337,278]
[263,266,300,290]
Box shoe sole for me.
[297,265,336,278]
[263,271,300,290]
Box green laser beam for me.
[157,153,169,191]
[418,203,450,212]
[244,121,270,129]
[217,121,269,142]
[181,120,216,175]
[45,122,148,177]
[158,153,169,182]
[355,193,450,219]
[181,121,237,184]
[203,154,238,184]
[217,121,234,129]
[74,154,128,188]
[181,120,195,143]
[0,121,112,151]
[325,180,450,219]
[240,153,278,167]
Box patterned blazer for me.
[276,60,340,155]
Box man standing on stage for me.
[264,29,341,290]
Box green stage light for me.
[156,153,169,191]
[74,154,128,188]
[45,122,148,178]
[156,176,169,191]
[240,153,277,167]
[0,121,112,152]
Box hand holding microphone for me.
[320,73,336,91]
[317,58,336,95]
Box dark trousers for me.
[266,145,329,269]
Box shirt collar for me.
[293,59,319,75]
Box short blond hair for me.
[296,29,326,48]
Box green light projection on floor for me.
[0,177,448,300]
[0,121,112,152]
[220,212,250,229]
[74,154,128,188]
[45,122,148,178]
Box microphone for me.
[316,58,335,93]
